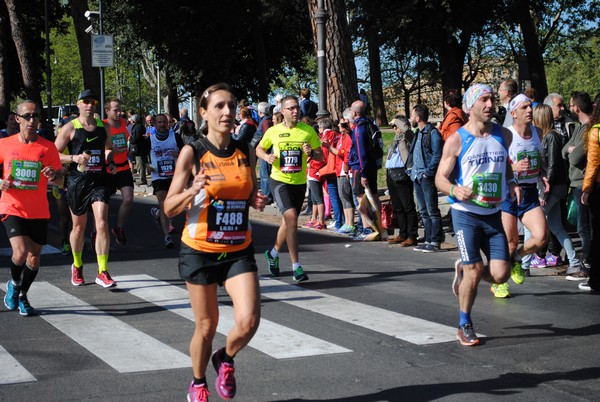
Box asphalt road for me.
[0,191,598,402]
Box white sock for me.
[292,262,301,270]
[270,248,279,258]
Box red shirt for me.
[0,134,62,219]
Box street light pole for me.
[44,0,52,129]
[99,0,105,119]
[315,0,329,118]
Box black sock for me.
[221,348,234,364]
[193,377,206,386]
[20,264,39,295]
[10,259,25,284]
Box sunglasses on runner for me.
[80,99,98,105]
[18,113,42,121]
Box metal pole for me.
[99,0,105,119]
[157,65,160,113]
[44,0,52,130]
[315,0,329,118]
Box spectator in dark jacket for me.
[252,102,274,203]
[129,114,149,185]
[233,107,256,143]
[409,104,444,252]
[348,100,382,241]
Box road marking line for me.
[0,345,36,385]
[259,277,473,345]
[24,282,191,373]
[115,274,351,359]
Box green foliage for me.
[546,35,600,97]
[103,0,314,100]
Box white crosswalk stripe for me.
[4,282,191,374]
[114,274,351,359]
[259,276,464,345]
[0,345,36,385]
[0,273,470,385]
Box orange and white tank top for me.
[181,138,253,253]
[103,117,130,172]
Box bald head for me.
[351,100,366,117]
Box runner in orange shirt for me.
[1,100,64,316]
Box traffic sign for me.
[91,34,114,67]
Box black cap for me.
[77,89,98,101]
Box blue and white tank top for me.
[149,130,178,181]
[450,124,508,215]
[507,125,541,185]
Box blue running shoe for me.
[18,295,35,316]
[4,280,20,311]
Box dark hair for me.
[585,94,600,152]
[200,83,235,111]
[524,87,537,102]
[239,107,251,119]
[443,89,462,108]
[281,95,298,106]
[412,104,429,122]
[300,88,310,98]
[503,79,518,96]
[571,91,593,115]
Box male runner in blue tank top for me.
[435,84,521,346]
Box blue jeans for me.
[544,194,579,267]
[259,159,272,201]
[413,176,442,244]
[326,176,344,228]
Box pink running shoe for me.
[530,253,547,268]
[312,223,325,230]
[212,348,236,400]
[303,220,316,228]
[95,271,117,288]
[545,253,562,267]
[187,381,210,402]
[71,264,85,286]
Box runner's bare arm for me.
[164,145,203,218]
[54,122,75,164]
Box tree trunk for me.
[308,0,357,121]
[70,0,100,96]
[436,29,471,96]
[4,0,43,106]
[515,0,548,100]
[364,19,386,126]
[165,71,178,118]
[0,4,8,118]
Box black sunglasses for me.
[19,113,42,121]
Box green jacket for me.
[562,121,587,187]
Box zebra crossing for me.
[0,274,467,386]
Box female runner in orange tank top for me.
[164,83,268,402]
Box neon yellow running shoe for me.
[511,261,525,285]
[491,282,510,298]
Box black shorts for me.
[179,242,258,285]
[110,170,134,191]
[351,169,378,196]
[2,215,48,245]
[66,173,112,216]
[270,179,306,214]
[152,178,172,195]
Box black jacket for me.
[541,129,569,199]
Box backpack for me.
[359,119,384,169]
